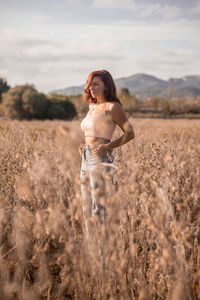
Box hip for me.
[81,143,114,167]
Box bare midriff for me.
[85,136,110,150]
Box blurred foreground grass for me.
[0,118,199,299]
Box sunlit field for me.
[0,118,199,299]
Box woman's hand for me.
[79,143,85,156]
[90,144,111,157]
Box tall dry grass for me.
[0,118,199,300]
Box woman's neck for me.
[96,98,107,104]
[95,95,107,104]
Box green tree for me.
[47,104,66,119]
[118,87,130,98]
[47,94,77,119]
[2,84,49,120]
[67,94,88,117]
[0,78,10,102]
[22,89,49,119]
[117,87,139,113]
[162,97,200,116]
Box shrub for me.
[2,87,78,120]
[67,94,88,117]
[118,87,130,97]
[2,84,49,120]
[162,102,172,116]
[47,104,67,119]
[121,95,139,113]
[0,77,10,102]
[47,94,77,119]
[22,89,49,119]
[117,87,139,113]
[163,97,200,115]
[147,96,167,110]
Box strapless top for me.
[80,104,116,140]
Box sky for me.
[0,0,200,92]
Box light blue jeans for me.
[80,142,115,240]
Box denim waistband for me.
[82,141,110,151]
[82,142,113,161]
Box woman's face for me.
[89,76,105,100]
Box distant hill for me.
[52,85,85,96]
[50,74,200,99]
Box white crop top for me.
[80,103,116,140]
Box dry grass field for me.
[0,118,199,300]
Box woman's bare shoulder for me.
[106,101,128,126]
[107,102,123,112]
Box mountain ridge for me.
[50,73,200,98]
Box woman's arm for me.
[90,102,135,157]
[106,102,135,151]
[79,143,85,155]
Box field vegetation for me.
[0,118,199,299]
[1,78,200,120]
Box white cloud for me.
[0,15,200,91]
[190,0,200,14]
[92,0,134,10]
[0,27,125,91]
[138,4,161,18]
[117,48,200,81]
[92,0,181,19]
[154,5,181,19]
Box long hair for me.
[83,70,121,105]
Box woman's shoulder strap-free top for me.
[80,102,116,140]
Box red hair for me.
[83,70,121,105]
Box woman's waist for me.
[84,136,110,147]
[82,142,113,155]
[83,144,111,152]
[82,145,114,163]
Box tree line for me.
[0,78,140,120]
[1,77,200,120]
[0,78,77,120]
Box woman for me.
[79,70,135,241]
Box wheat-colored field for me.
[0,118,199,300]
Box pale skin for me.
[79,76,135,157]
